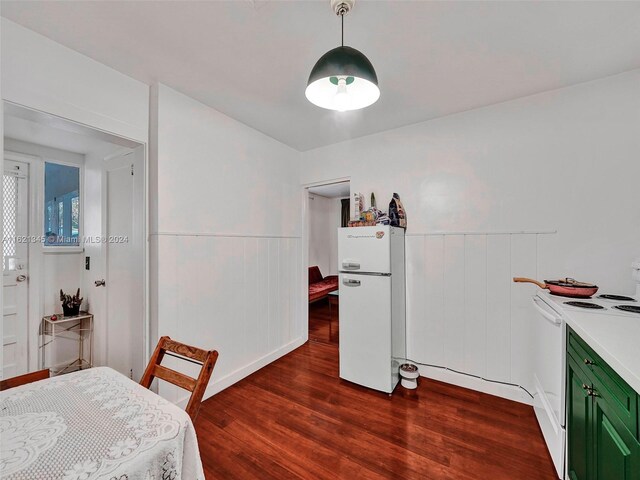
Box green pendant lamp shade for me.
[305,1,379,112]
[305,46,379,112]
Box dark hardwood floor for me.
[308,300,339,346]
[195,302,556,479]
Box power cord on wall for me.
[404,357,535,399]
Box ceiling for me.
[4,106,133,157]
[309,181,350,198]
[2,1,640,151]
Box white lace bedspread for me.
[0,367,205,480]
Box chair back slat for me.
[140,336,218,422]
[151,364,197,392]
[163,338,209,362]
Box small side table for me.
[39,312,94,376]
[328,289,339,323]
[327,290,339,342]
[328,290,339,319]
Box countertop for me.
[563,308,640,395]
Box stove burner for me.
[598,294,637,302]
[614,305,640,314]
[564,301,605,310]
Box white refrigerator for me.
[338,226,406,394]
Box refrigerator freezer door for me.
[339,273,394,393]
[338,226,391,274]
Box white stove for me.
[543,292,640,317]
[529,259,640,479]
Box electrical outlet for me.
[85,256,90,270]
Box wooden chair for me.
[140,336,218,422]
[0,369,50,391]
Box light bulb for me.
[334,77,349,112]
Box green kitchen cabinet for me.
[593,395,640,479]
[567,328,640,480]
[568,355,593,480]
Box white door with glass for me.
[3,158,29,378]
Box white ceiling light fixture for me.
[305,0,380,112]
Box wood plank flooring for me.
[308,300,339,346]
[195,302,556,479]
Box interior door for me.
[2,159,29,377]
[105,147,144,379]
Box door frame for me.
[1,102,150,377]
[300,176,350,343]
[4,151,42,373]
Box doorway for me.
[2,103,147,379]
[2,157,29,376]
[306,180,350,347]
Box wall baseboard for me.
[174,336,306,409]
[418,365,532,406]
[171,337,531,408]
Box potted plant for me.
[60,288,83,317]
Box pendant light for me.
[305,0,380,112]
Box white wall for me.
[1,19,148,144]
[150,84,303,403]
[308,194,333,277]
[301,69,640,401]
[328,198,345,276]
[308,195,345,277]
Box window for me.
[2,174,18,270]
[44,162,80,247]
[71,196,79,236]
[58,200,64,236]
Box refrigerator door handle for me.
[342,278,361,287]
[342,261,361,270]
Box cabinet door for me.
[568,356,593,480]
[593,395,640,480]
